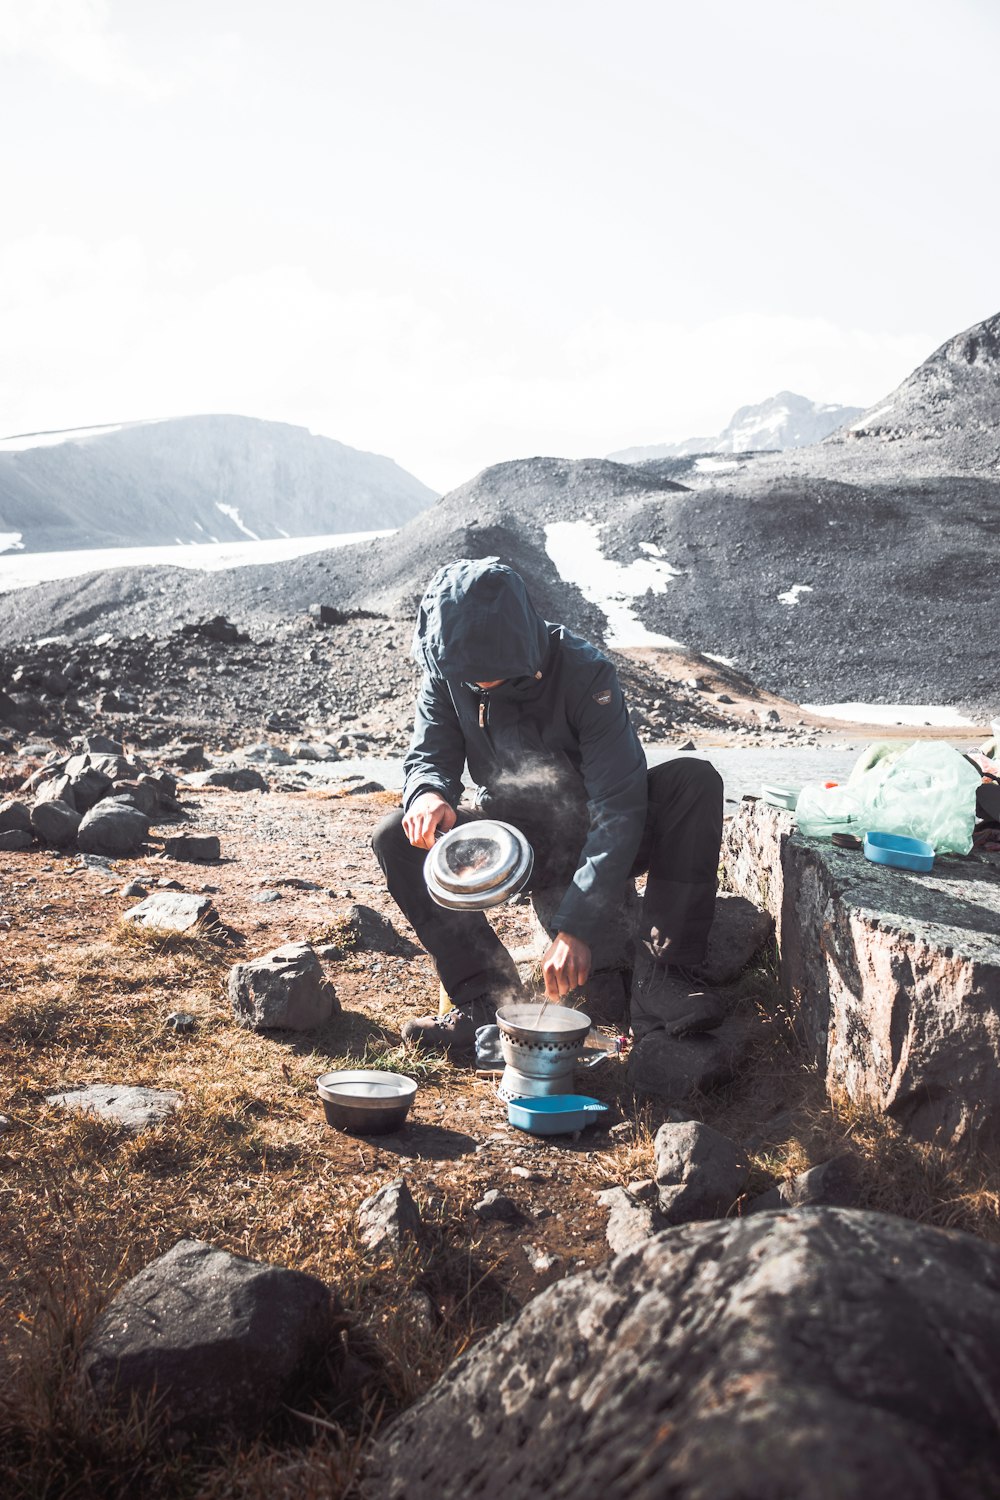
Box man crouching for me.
[372,557,724,1060]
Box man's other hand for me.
[541,931,592,999]
[402,791,457,850]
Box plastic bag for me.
[796,741,980,854]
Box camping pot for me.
[424,820,534,911]
[495,1001,591,1101]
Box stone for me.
[164,1011,198,1034]
[186,767,269,792]
[716,692,735,704]
[723,800,1000,1148]
[163,833,221,862]
[77,803,149,857]
[473,1189,519,1222]
[34,774,76,809]
[66,765,114,811]
[79,1239,336,1438]
[0,799,31,834]
[79,734,124,755]
[747,1156,858,1214]
[46,1084,181,1131]
[369,1209,1000,1499]
[121,880,148,898]
[0,1114,12,1133]
[625,1018,752,1103]
[240,742,295,765]
[109,779,158,816]
[598,1185,661,1254]
[30,798,81,846]
[340,903,420,957]
[357,1178,422,1253]
[180,615,245,643]
[700,892,775,985]
[0,828,32,851]
[228,942,339,1031]
[123,892,215,933]
[308,603,347,626]
[757,707,781,724]
[654,1120,749,1224]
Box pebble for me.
[524,1245,558,1273]
[164,1011,198,1034]
[511,1166,544,1181]
[473,1189,519,1222]
[250,890,282,903]
[121,880,148,898]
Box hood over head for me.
[412,558,551,683]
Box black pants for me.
[371,757,724,1009]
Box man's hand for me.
[540,931,592,999]
[402,791,457,850]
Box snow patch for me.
[0,531,395,594]
[0,532,24,553]
[215,503,260,541]
[704,651,737,668]
[850,402,895,430]
[778,584,813,606]
[801,702,977,728]
[694,457,740,473]
[638,541,663,557]
[544,520,683,649]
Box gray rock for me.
[79,1238,336,1438]
[0,798,31,833]
[747,1156,858,1214]
[723,800,1000,1148]
[163,833,221,862]
[654,1120,749,1224]
[473,1189,519,1222]
[716,692,735,704]
[598,1185,662,1254]
[700,892,775,985]
[240,742,295,765]
[625,1018,752,1102]
[30,798,81,846]
[186,767,269,792]
[46,1084,181,1131]
[0,827,32,851]
[357,1178,422,1253]
[0,1114,13,1134]
[77,803,149,857]
[123,891,215,933]
[228,942,339,1031]
[108,779,158,816]
[339,903,420,958]
[120,879,148,898]
[164,1011,198,1034]
[66,765,113,812]
[367,1208,1000,1499]
[34,774,76,809]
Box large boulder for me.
[123,892,216,933]
[77,802,149,857]
[367,1208,1000,1499]
[80,1239,338,1438]
[229,942,339,1030]
[723,800,1000,1148]
[186,767,269,792]
[30,797,81,846]
[625,1018,751,1103]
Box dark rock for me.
[77,803,149,857]
[163,833,221,862]
[343,903,420,957]
[342,779,386,795]
[79,1239,337,1438]
[110,779,158,816]
[654,1121,749,1224]
[625,1018,751,1103]
[473,1189,519,1222]
[79,733,124,755]
[186,767,269,792]
[0,827,32,851]
[0,799,31,834]
[121,879,148,898]
[66,766,113,812]
[180,615,246,644]
[367,1208,1000,1499]
[700,892,774,985]
[747,1156,858,1214]
[357,1178,422,1253]
[309,603,349,626]
[168,744,206,770]
[30,798,81,846]
[229,942,339,1031]
[34,774,76,809]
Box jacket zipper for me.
[478,690,495,754]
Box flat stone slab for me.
[122,892,216,933]
[46,1084,181,1130]
[723,801,1000,1148]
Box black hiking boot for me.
[401,997,499,1060]
[629,963,724,1042]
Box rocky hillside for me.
[0,415,436,552]
[610,392,863,462]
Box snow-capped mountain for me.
[609,392,863,463]
[0,414,436,553]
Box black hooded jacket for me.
[402,558,648,943]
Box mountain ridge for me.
[610,391,863,463]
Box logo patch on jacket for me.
[593,688,612,706]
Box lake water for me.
[0,530,394,594]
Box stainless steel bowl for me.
[424,820,533,910]
[496,1001,591,1073]
[316,1069,417,1134]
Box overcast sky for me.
[1,0,997,492]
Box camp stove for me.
[495,1001,592,1102]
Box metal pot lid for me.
[424,820,533,910]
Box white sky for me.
[1,0,998,492]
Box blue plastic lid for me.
[511,1095,607,1114]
